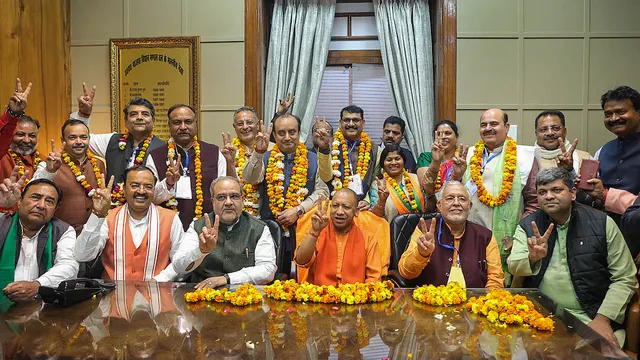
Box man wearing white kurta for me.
[463,109,540,277]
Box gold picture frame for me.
[109,36,200,141]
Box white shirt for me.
[178,218,277,285]
[74,210,201,282]
[146,143,227,204]
[0,214,80,287]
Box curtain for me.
[264,0,336,142]
[373,0,435,155]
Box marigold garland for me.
[465,289,554,331]
[233,137,260,216]
[111,182,126,207]
[184,283,263,307]
[469,137,517,207]
[62,150,102,197]
[433,150,458,193]
[330,131,372,194]
[266,142,309,233]
[8,148,41,182]
[164,137,204,219]
[383,170,422,213]
[110,133,153,206]
[263,280,394,305]
[412,282,467,306]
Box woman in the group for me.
[416,120,468,211]
[370,145,426,222]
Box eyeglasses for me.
[214,193,242,202]
[341,118,362,124]
[443,196,468,204]
[536,125,563,133]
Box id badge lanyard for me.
[346,140,359,171]
[481,149,501,173]
[437,217,460,267]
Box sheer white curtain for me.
[264,0,336,142]
[374,0,435,155]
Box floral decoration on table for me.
[233,137,260,216]
[186,301,263,316]
[412,282,467,306]
[263,280,394,304]
[466,289,554,331]
[469,136,517,207]
[184,283,263,307]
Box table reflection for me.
[0,282,629,359]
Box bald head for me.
[479,108,510,151]
[330,188,359,233]
[334,188,358,207]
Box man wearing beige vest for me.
[533,110,591,171]
[74,166,214,281]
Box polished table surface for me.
[0,281,629,359]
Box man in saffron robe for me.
[74,166,214,281]
[294,188,381,285]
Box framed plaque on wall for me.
[109,36,200,140]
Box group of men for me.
[0,78,639,347]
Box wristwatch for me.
[223,274,230,284]
[296,206,305,217]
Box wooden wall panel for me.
[0,0,71,154]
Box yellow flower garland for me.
[263,279,394,305]
[8,148,41,182]
[233,137,260,216]
[266,142,309,228]
[111,133,153,206]
[165,137,204,220]
[466,289,554,331]
[184,283,263,306]
[383,170,421,213]
[469,137,517,207]
[62,150,102,197]
[330,131,372,193]
[412,282,467,306]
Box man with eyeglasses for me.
[533,110,592,171]
[314,105,381,210]
[178,177,277,288]
[398,181,504,288]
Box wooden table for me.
[0,282,629,359]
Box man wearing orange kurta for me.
[399,181,504,289]
[74,166,213,281]
[294,188,381,285]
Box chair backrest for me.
[389,213,438,271]
[264,219,284,275]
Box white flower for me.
[284,230,290,237]
[276,162,285,169]
[118,141,126,148]
[277,174,285,181]
[331,159,341,166]
[297,188,309,196]
[168,199,178,206]
[245,341,255,350]
[277,186,285,191]
[332,140,340,147]
[331,150,340,156]
[251,203,260,208]
[76,175,86,181]
[332,170,342,177]
[87,189,96,197]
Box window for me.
[311,63,397,147]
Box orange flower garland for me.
[469,137,517,207]
[266,142,309,233]
[111,182,126,207]
[412,282,467,306]
[184,283,263,306]
[8,148,41,182]
[165,137,204,219]
[330,131,372,194]
[383,170,422,213]
[466,289,554,331]
[62,150,102,197]
[263,280,394,305]
[233,137,260,216]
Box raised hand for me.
[358,200,370,211]
[451,144,469,180]
[310,200,330,237]
[165,153,182,187]
[416,218,436,257]
[254,119,272,152]
[313,116,331,150]
[45,139,63,173]
[376,177,389,203]
[276,92,295,115]
[8,78,32,114]
[556,137,578,170]
[585,178,606,200]
[92,174,114,216]
[199,214,220,254]
[78,82,96,117]
[527,221,555,264]
[431,139,446,163]
[220,132,237,164]
[0,166,28,208]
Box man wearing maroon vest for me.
[398,181,504,288]
[147,104,227,230]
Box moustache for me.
[345,126,358,130]
[133,194,149,200]
[72,144,86,149]
[608,120,626,127]
[543,135,558,140]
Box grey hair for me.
[535,167,575,190]
[441,180,470,197]
[210,176,243,196]
[233,106,259,122]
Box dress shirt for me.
[74,211,193,282]
[179,219,277,285]
[2,215,79,287]
[146,142,227,204]
[242,149,329,212]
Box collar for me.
[444,221,466,239]
[484,144,503,155]
[283,152,296,161]
[19,220,46,240]
[176,141,194,152]
[128,210,149,225]
[535,139,571,160]
[226,218,241,231]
